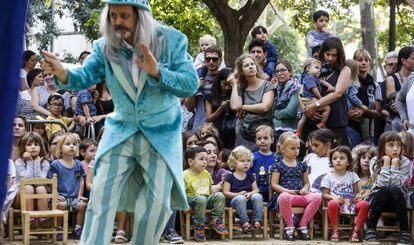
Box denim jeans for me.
[230,193,263,224]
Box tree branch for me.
[405,0,414,10]
[237,0,253,16]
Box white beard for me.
[115,30,132,40]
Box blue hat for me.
[103,0,150,12]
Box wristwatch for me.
[315,102,320,108]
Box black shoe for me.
[284,228,295,241]
[297,227,310,240]
[397,231,412,245]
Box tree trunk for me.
[359,0,377,80]
[389,0,396,51]
[202,0,270,67]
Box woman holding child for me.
[229,54,276,151]
[301,37,352,146]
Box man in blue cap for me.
[42,0,200,244]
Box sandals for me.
[350,230,360,243]
[253,221,262,230]
[330,230,339,242]
[241,222,251,233]
[114,230,128,244]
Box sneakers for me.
[194,225,206,242]
[298,227,310,240]
[397,231,412,245]
[284,227,295,241]
[72,225,82,240]
[210,220,228,235]
[163,229,183,244]
[114,230,129,244]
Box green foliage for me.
[275,0,357,35]
[27,0,62,50]
[269,25,303,76]
[62,0,104,41]
[56,50,78,63]
[150,0,219,55]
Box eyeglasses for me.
[275,68,289,74]
[205,57,219,62]
[385,63,397,67]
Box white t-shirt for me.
[321,171,360,197]
[8,159,16,178]
[20,68,28,89]
[303,153,332,193]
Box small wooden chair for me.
[376,211,412,233]
[322,201,363,240]
[267,176,314,239]
[8,207,22,240]
[226,206,268,239]
[179,209,226,241]
[20,175,68,244]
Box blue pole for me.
[0,1,29,210]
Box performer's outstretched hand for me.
[135,43,160,79]
[41,50,68,84]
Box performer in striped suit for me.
[42,0,198,244]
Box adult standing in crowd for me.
[18,68,48,119]
[187,46,223,133]
[397,74,414,135]
[70,51,92,113]
[301,37,352,145]
[273,60,301,141]
[348,49,381,145]
[230,54,275,151]
[20,50,38,91]
[41,0,198,244]
[386,46,414,97]
[375,51,399,143]
[205,69,236,149]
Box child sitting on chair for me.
[223,146,264,232]
[183,146,228,242]
[47,133,87,240]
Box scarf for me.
[275,78,299,110]
[321,63,336,77]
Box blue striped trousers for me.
[81,133,173,244]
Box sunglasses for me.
[205,57,219,62]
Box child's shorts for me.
[300,97,318,106]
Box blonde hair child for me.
[223,146,264,231]
[269,132,321,240]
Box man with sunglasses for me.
[189,46,227,132]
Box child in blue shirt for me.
[75,84,97,123]
[47,133,87,240]
[248,125,275,202]
[306,10,333,57]
[297,58,333,137]
[223,146,264,231]
[251,26,278,77]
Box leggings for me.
[366,186,409,231]
[327,199,369,231]
[278,192,322,228]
